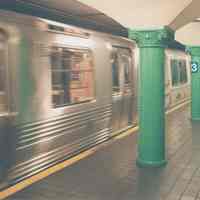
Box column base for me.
[136,158,167,168]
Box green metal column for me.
[129,27,174,167]
[187,47,200,120]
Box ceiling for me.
[78,0,192,29]
[176,22,200,46]
[2,0,200,45]
[170,0,200,30]
[76,0,200,45]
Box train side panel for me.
[0,10,138,187]
[11,27,112,183]
[165,49,191,109]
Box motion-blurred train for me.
[0,10,191,188]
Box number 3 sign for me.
[191,62,199,73]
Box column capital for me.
[128,26,174,48]
[186,46,200,56]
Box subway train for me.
[0,10,191,188]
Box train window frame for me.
[170,58,188,88]
[179,60,188,84]
[0,31,9,115]
[111,49,121,94]
[170,59,179,87]
[111,46,133,95]
[50,46,96,109]
[121,53,132,87]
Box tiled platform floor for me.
[6,105,200,200]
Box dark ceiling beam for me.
[169,0,200,30]
[76,13,105,17]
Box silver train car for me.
[0,10,190,188]
[0,10,137,187]
[165,49,191,109]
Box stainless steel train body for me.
[0,10,137,187]
[0,10,190,188]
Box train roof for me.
[0,0,128,37]
[0,9,136,49]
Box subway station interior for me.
[0,0,200,199]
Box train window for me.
[170,59,188,87]
[50,47,94,108]
[111,52,120,93]
[121,55,131,85]
[111,48,132,94]
[0,33,8,113]
[179,60,188,84]
[171,59,179,86]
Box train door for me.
[169,58,189,107]
[0,30,11,182]
[111,47,134,135]
[0,32,8,114]
[165,58,171,109]
[119,49,133,129]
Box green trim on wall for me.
[187,46,200,56]
[187,46,200,121]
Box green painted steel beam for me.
[187,46,200,121]
[129,27,174,167]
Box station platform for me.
[4,104,200,200]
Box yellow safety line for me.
[114,126,139,140]
[0,126,138,200]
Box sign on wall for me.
[191,62,199,73]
